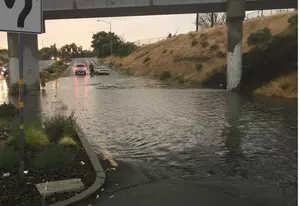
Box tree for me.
[91,31,122,57]
[116,42,137,57]
[196,12,226,29]
[59,43,84,59]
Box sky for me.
[0,14,197,50]
[0,9,290,50]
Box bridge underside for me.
[44,0,297,20]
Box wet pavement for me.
[0,58,297,206]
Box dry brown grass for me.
[114,11,296,85]
[254,72,298,98]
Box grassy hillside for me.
[111,11,297,98]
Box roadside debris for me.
[109,195,114,199]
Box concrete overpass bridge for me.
[7,0,297,91]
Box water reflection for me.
[222,93,246,177]
[74,76,79,104]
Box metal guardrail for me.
[133,37,167,47]
[246,9,293,20]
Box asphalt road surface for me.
[0,58,297,206]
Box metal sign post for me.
[18,34,25,179]
[0,0,43,180]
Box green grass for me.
[25,127,50,148]
[58,136,78,147]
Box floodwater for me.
[0,58,297,205]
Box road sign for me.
[0,0,43,34]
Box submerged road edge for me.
[49,126,106,206]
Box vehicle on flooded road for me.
[0,64,8,77]
[74,64,87,75]
[94,66,110,75]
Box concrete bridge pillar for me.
[226,0,245,91]
[7,33,40,92]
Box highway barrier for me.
[40,73,46,89]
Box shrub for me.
[288,14,297,27]
[210,44,219,51]
[196,63,203,71]
[162,49,167,54]
[216,51,226,58]
[55,60,64,66]
[58,136,78,147]
[34,145,76,172]
[143,56,151,63]
[0,147,18,171]
[25,127,50,148]
[122,68,134,76]
[191,38,198,47]
[43,113,77,143]
[0,102,18,119]
[160,71,171,80]
[247,27,272,47]
[201,41,209,48]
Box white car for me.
[94,66,110,75]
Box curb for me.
[49,126,106,206]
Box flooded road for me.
[0,58,297,206]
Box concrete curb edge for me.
[48,126,106,206]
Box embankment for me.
[40,61,68,82]
[112,12,298,98]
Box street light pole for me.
[96,20,112,65]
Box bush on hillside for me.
[288,14,297,27]
[191,38,198,47]
[247,27,272,50]
[143,56,151,63]
[160,71,171,80]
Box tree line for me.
[39,43,95,60]
[40,31,137,60]
[91,31,137,58]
